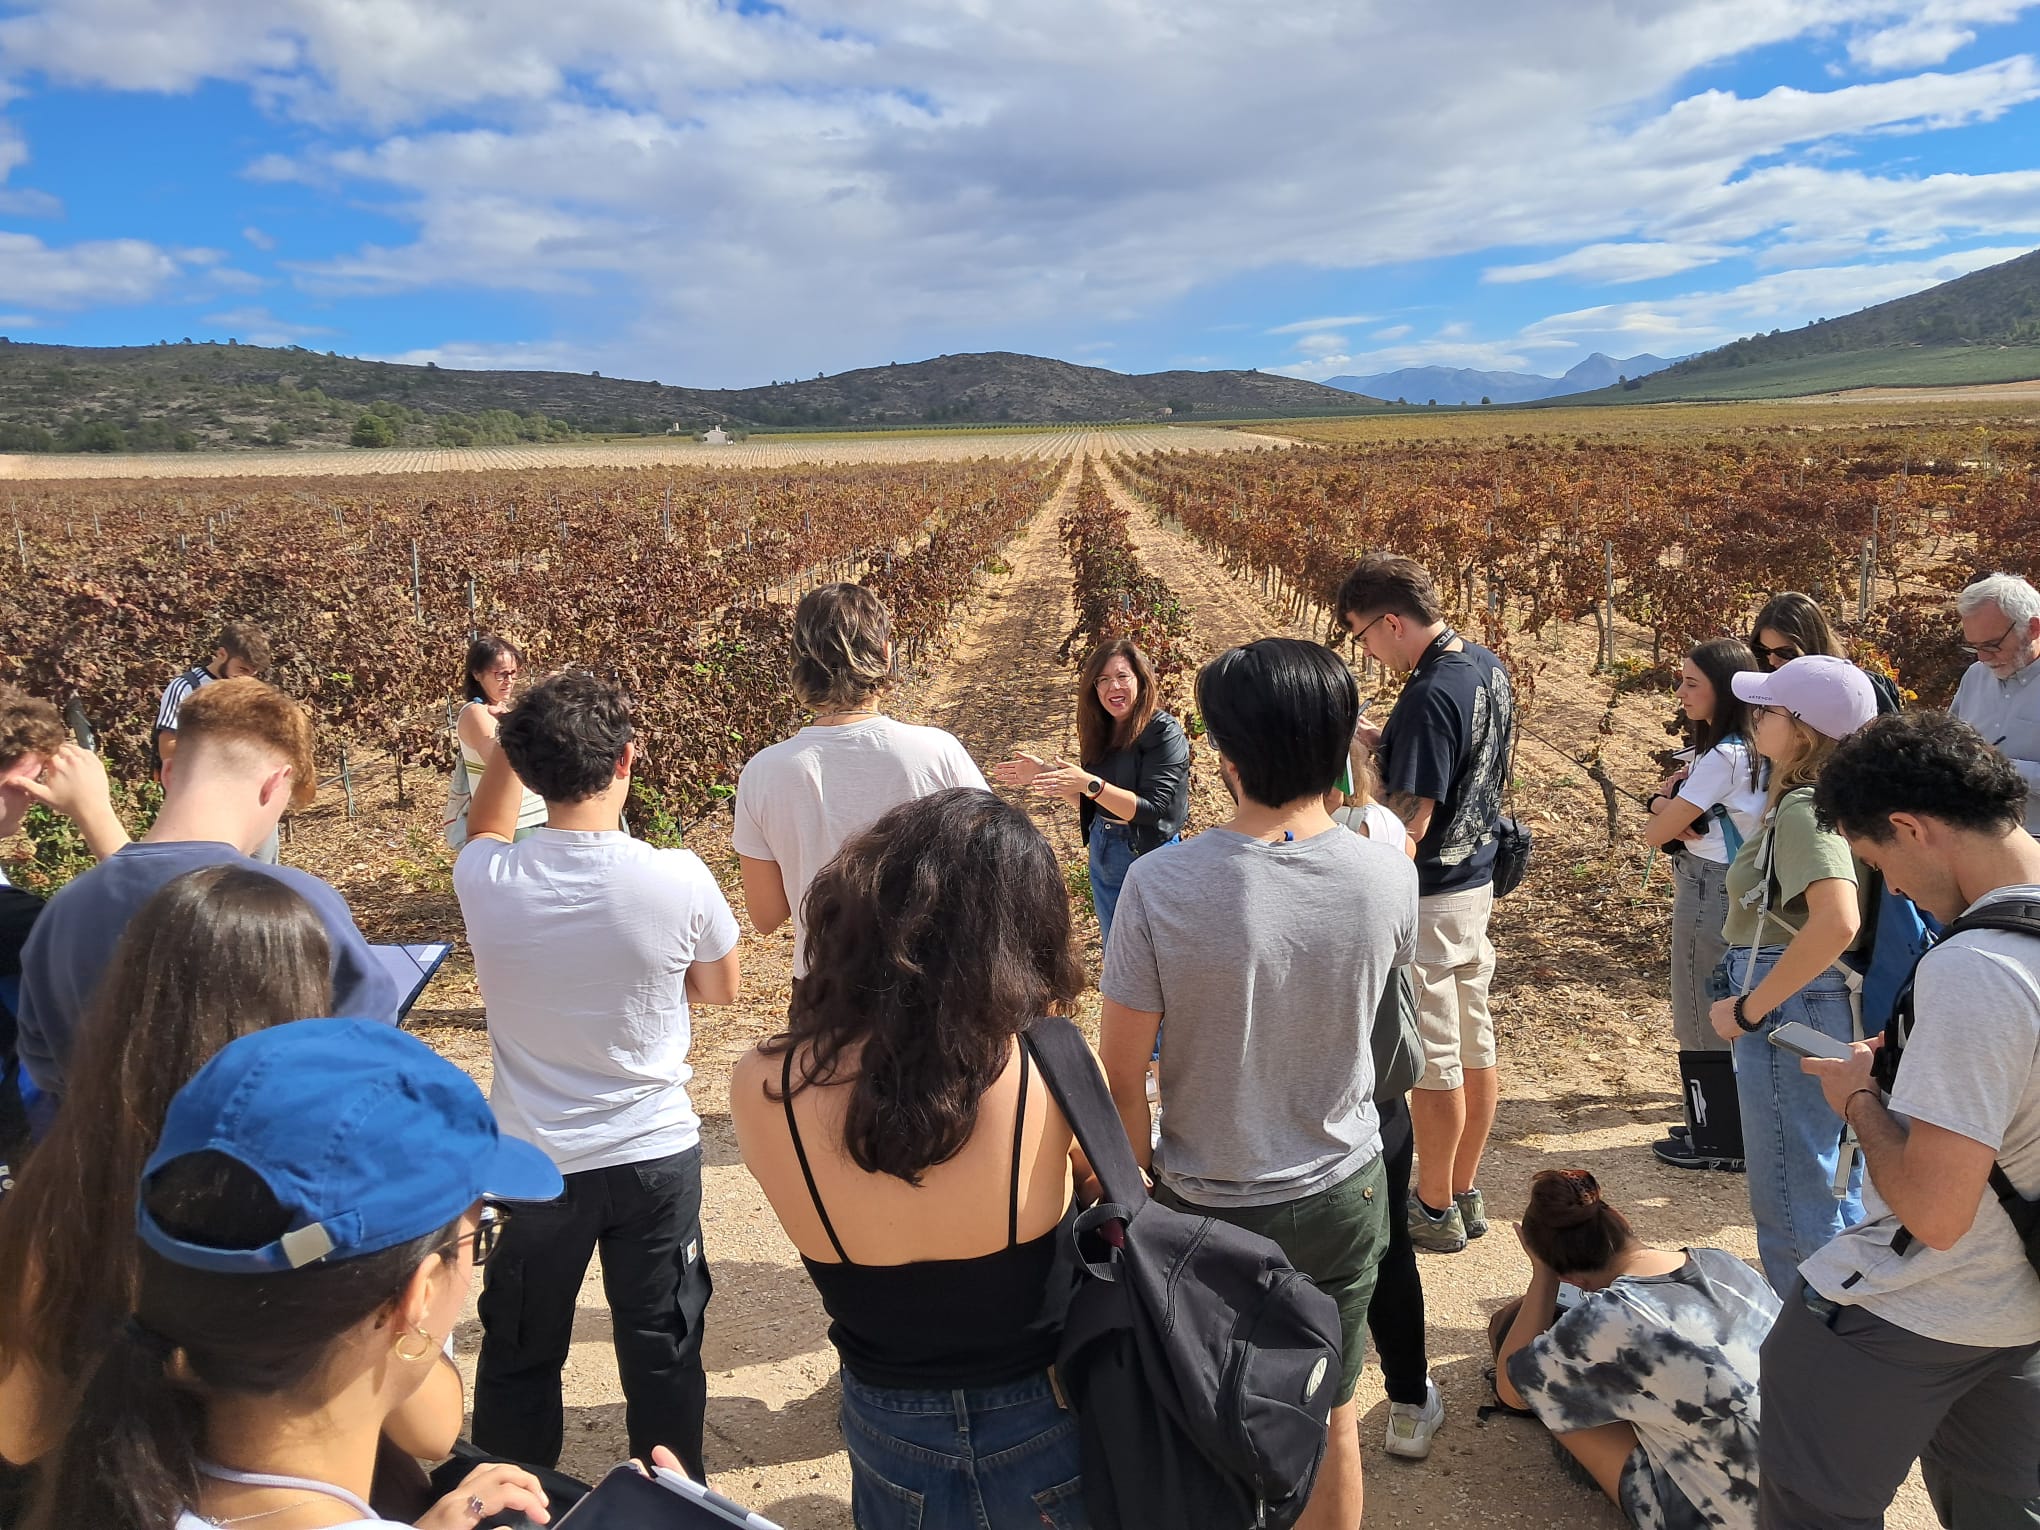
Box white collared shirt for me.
[1952,659,2040,834]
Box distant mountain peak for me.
[1323,353,1672,405]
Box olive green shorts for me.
[1155,1153,1389,1406]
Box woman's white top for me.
[1674,738,1765,866]
[461,701,549,832]
[1334,801,1409,846]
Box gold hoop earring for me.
[393,1326,436,1363]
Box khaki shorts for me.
[1413,883,1497,1091]
[1157,1154,1389,1407]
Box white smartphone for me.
[1767,1021,1856,1062]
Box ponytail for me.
[25,1317,204,1530]
[1520,1168,1636,1277]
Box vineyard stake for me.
[1600,540,1616,672]
[14,527,24,572]
[468,575,478,636]
[411,540,422,621]
[340,745,355,819]
[1858,540,1875,623]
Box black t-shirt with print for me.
[1379,632,1514,897]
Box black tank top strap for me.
[1008,1043,1031,1249]
[781,1048,851,1265]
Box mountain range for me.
[0,343,1370,453]
[1323,352,1674,406]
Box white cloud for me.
[1843,2,2038,72]
[1517,246,2033,350]
[1484,241,1738,285]
[242,225,277,251]
[1266,313,1377,335]
[201,306,333,345]
[1292,331,1350,356]
[0,233,200,308]
[370,338,592,372]
[1371,324,1413,340]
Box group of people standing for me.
[0,553,2035,1530]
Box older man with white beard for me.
[1952,573,2040,835]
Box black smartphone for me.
[557,1465,781,1529]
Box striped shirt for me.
[155,663,216,735]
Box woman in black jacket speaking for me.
[994,637,1190,955]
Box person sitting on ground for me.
[734,584,984,991]
[456,670,741,1481]
[451,634,544,845]
[13,678,398,1106]
[1339,552,1516,1257]
[1710,656,1877,1293]
[1641,637,1764,1173]
[732,789,1089,1529]
[0,685,131,1156]
[1493,1169,1778,1530]
[21,1019,572,1530]
[1949,571,2040,835]
[1763,712,2040,1529]
[1747,591,1900,715]
[1101,638,1418,1530]
[993,636,1190,956]
[153,620,282,864]
[0,868,460,1521]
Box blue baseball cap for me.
[138,1018,563,1275]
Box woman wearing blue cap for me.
[22,1019,569,1530]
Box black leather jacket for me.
[1078,712,1191,855]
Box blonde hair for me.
[176,679,318,812]
[1764,714,1840,815]
[1346,735,1384,807]
[790,584,892,711]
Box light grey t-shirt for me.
[1102,824,1419,1208]
[1802,884,2040,1346]
[1952,661,2040,834]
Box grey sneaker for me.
[1408,1199,1467,1253]
[1384,1378,1446,1460]
[1455,1188,1490,1240]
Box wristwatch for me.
[1083,776,1104,798]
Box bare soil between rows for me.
[280,446,1930,1528]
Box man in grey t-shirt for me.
[1102,639,1418,1530]
[1760,712,2040,1530]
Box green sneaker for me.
[1455,1188,1490,1240]
[1408,1199,1467,1253]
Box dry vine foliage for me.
[0,459,1060,816]
[1056,459,1192,703]
[1115,423,2040,707]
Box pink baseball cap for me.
[1731,655,1877,741]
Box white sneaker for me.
[1383,1378,1445,1460]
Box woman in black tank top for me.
[731,789,1091,1530]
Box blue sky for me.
[3,1,2040,389]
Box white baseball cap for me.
[1730,655,1877,741]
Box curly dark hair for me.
[769,788,1083,1184]
[496,670,634,805]
[1814,712,2026,842]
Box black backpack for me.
[1877,900,2040,1276]
[1023,1017,1344,1530]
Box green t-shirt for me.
[1722,787,1866,953]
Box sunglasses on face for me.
[1752,643,1800,664]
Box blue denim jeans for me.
[1727,946,1865,1295]
[838,1369,1088,1530]
[1089,824,1178,957]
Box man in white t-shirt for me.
[733,584,984,980]
[455,671,741,1481]
[1761,712,2040,1528]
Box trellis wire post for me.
[467,575,478,637]
[339,744,355,819]
[14,526,24,573]
[411,540,422,621]
[1858,540,1875,623]
[1600,539,1616,672]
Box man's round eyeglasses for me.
[1959,620,2020,657]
